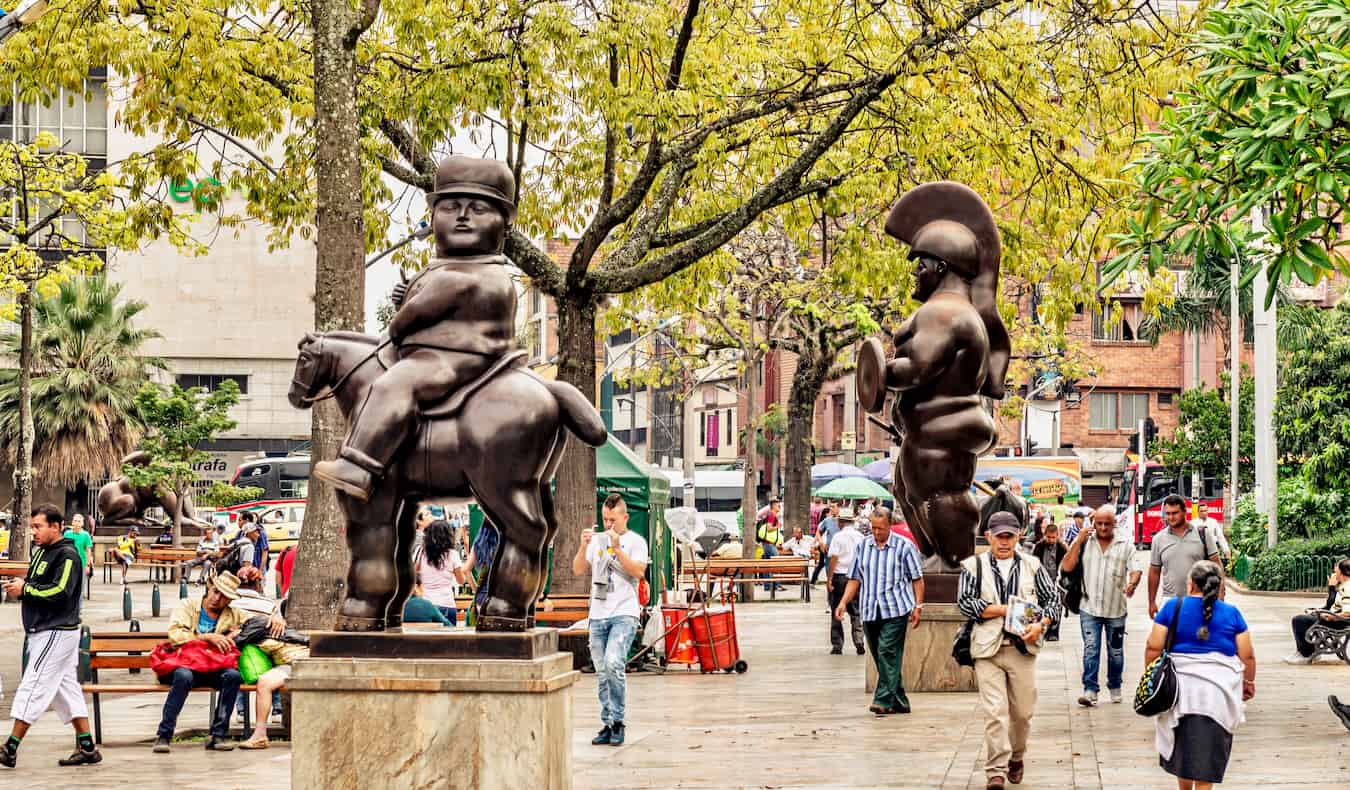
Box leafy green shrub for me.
[1276,478,1346,540]
[1247,551,1345,591]
[197,482,264,508]
[1227,494,1267,559]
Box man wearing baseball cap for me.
[314,156,518,501]
[957,511,1062,790]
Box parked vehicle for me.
[1110,460,1224,548]
[221,503,306,551]
[659,470,743,538]
[230,455,311,501]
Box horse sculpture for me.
[288,330,607,632]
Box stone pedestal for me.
[864,603,976,693]
[291,630,579,790]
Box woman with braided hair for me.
[1145,560,1256,789]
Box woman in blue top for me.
[1144,560,1256,790]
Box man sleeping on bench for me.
[154,571,247,753]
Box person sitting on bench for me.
[154,571,246,753]
[181,526,223,585]
[1284,557,1350,665]
[114,527,138,585]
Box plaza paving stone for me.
[3,563,1349,788]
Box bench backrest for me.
[88,632,169,672]
[0,560,28,577]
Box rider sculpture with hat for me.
[313,157,519,500]
[856,182,1010,575]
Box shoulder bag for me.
[952,556,984,668]
[1134,595,1184,717]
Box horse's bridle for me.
[294,336,392,404]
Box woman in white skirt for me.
[1145,560,1256,789]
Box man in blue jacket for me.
[1,504,101,769]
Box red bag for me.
[150,640,240,677]
[638,578,651,607]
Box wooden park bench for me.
[101,546,197,584]
[0,559,26,603]
[683,556,811,602]
[83,631,283,744]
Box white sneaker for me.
[1109,688,1123,704]
[1283,653,1313,665]
[1077,690,1098,707]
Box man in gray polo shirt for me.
[1147,494,1223,619]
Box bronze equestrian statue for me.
[857,182,1010,571]
[294,156,607,632]
[97,451,211,532]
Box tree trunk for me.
[784,351,831,537]
[550,292,598,595]
[10,289,34,561]
[287,0,367,630]
[740,345,760,600]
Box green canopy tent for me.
[468,434,673,605]
[595,435,673,603]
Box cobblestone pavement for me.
[3,562,1349,789]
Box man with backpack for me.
[756,498,784,592]
[1148,494,1223,620]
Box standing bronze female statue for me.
[293,157,607,632]
[856,182,1010,571]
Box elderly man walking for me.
[1060,504,1141,706]
[834,507,924,715]
[958,512,1061,789]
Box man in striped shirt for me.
[834,507,925,715]
[1060,504,1141,706]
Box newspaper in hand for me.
[1003,595,1043,638]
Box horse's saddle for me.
[414,349,528,420]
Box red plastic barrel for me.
[687,605,739,672]
[661,606,690,657]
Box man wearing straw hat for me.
[154,570,248,753]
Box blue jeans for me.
[1079,613,1126,693]
[438,605,458,626]
[759,542,778,584]
[588,615,639,726]
[158,667,241,739]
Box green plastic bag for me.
[238,643,274,685]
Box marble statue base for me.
[864,602,976,693]
[290,639,578,790]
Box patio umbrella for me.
[861,458,893,483]
[813,476,895,501]
[810,462,868,487]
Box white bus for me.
[658,469,745,537]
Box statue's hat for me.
[426,156,517,222]
[884,181,1010,399]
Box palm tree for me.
[1139,239,1324,360]
[0,274,165,488]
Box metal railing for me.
[1245,554,1341,592]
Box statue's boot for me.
[312,388,412,500]
[312,458,375,501]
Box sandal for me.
[238,737,270,750]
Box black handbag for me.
[952,556,983,668]
[1058,558,1085,615]
[1134,596,1184,717]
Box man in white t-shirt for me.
[572,494,649,748]
[1193,502,1230,559]
[827,511,866,655]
